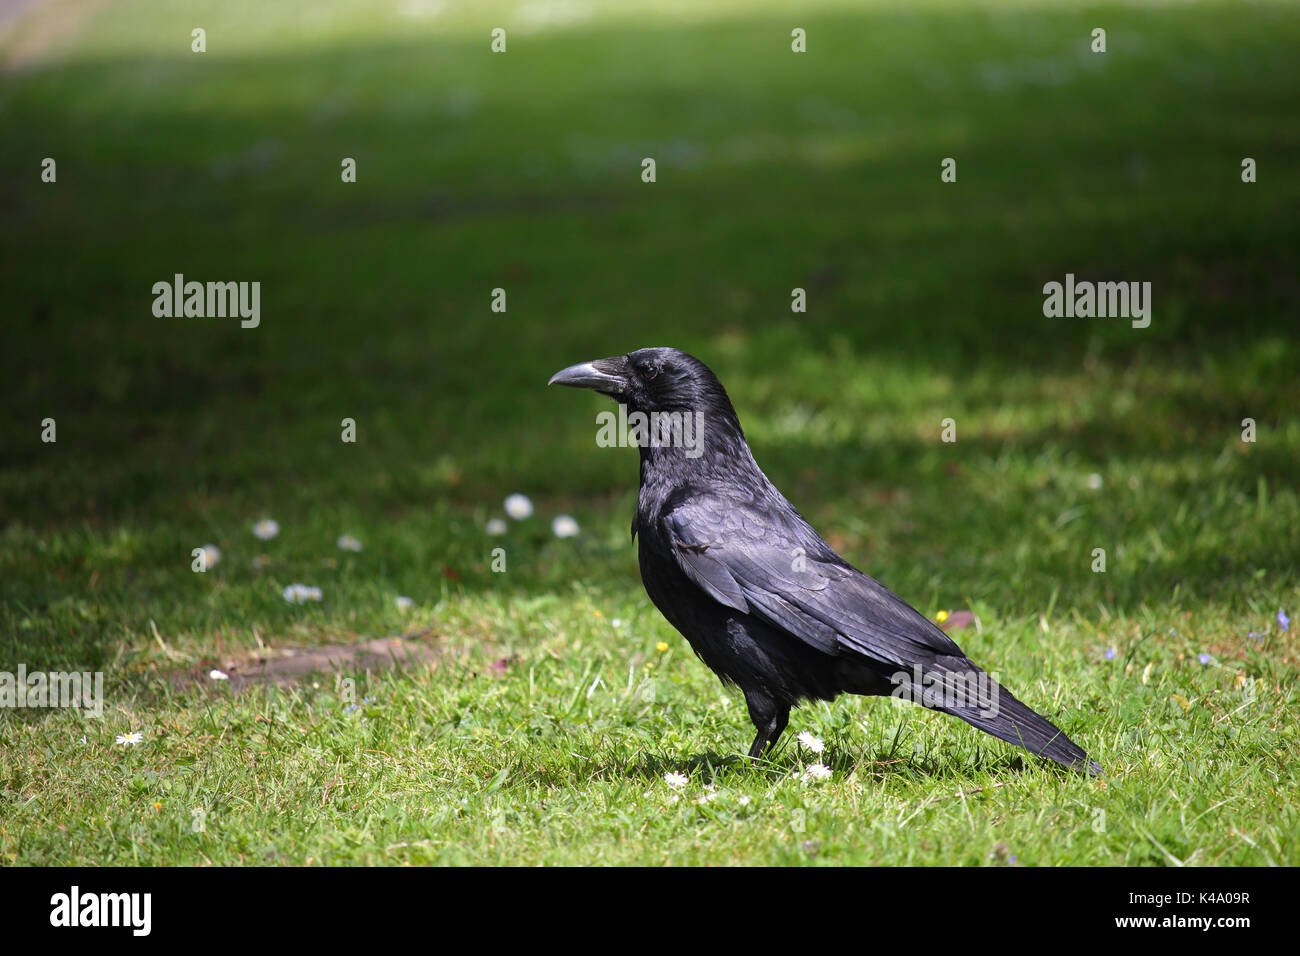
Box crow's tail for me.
[920,661,1101,775]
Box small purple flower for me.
[1197,653,1212,665]
[1104,647,1116,661]
[1278,609,1290,632]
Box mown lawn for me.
[1,0,1297,865]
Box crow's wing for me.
[664,500,964,667]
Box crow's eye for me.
[638,363,660,381]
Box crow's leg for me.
[744,690,790,761]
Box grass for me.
[1,0,1298,865]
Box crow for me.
[549,347,1100,774]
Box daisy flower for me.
[551,514,580,538]
[336,534,363,552]
[485,517,507,536]
[116,732,143,746]
[796,731,825,754]
[253,519,280,541]
[504,494,533,520]
[395,596,415,612]
[664,771,689,789]
[209,669,229,681]
[800,763,832,783]
[198,544,221,569]
[283,583,323,604]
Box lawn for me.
[1,0,1297,865]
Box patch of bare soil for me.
[176,629,442,692]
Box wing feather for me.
[664,503,962,668]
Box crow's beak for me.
[548,356,628,396]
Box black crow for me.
[549,347,1100,774]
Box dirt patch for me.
[178,630,442,692]
[938,610,977,633]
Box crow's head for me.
[548,347,735,418]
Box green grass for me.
[1,0,1298,865]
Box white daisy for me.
[209,669,229,681]
[551,514,580,538]
[336,534,363,552]
[485,517,508,536]
[395,595,414,612]
[253,519,280,540]
[800,763,832,783]
[198,544,221,569]
[115,732,143,746]
[664,771,689,789]
[283,583,323,604]
[504,493,534,520]
[1087,473,1103,490]
[796,731,825,754]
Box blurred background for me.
[2,0,1297,671]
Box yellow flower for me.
[152,801,162,810]
[935,610,949,623]
[655,641,669,653]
